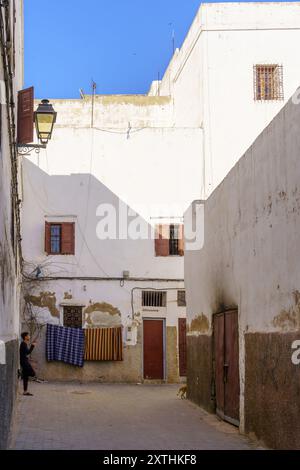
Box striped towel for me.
[46,324,85,367]
[84,327,123,361]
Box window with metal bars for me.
[142,291,167,307]
[177,290,186,307]
[50,224,61,254]
[63,306,83,329]
[254,64,284,101]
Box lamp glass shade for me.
[34,99,57,144]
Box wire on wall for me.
[0,1,23,271]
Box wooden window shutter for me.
[61,223,75,255]
[155,224,170,257]
[178,225,185,256]
[17,87,34,144]
[45,222,51,254]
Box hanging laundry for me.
[46,324,85,367]
[84,327,123,361]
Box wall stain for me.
[84,302,120,316]
[64,292,73,300]
[273,290,300,331]
[24,292,59,318]
[267,195,272,216]
[278,190,287,200]
[0,239,13,305]
[166,326,179,383]
[190,314,210,333]
[84,302,121,328]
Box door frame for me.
[178,317,187,377]
[142,318,166,381]
[213,309,240,427]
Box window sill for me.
[46,253,75,256]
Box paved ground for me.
[11,382,257,450]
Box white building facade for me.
[21,2,300,385]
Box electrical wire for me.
[0,3,23,270]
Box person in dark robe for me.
[20,332,36,396]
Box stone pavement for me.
[11,382,257,450]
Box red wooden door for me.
[178,318,187,376]
[214,310,240,426]
[143,319,164,380]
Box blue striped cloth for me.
[46,324,85,367]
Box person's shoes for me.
[31,377,46,383]
[23,392,34,396]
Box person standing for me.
[20,332,36,396]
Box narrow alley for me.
[2,1,300,455]
[11,383,256,450]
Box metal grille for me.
[142,291,167,307]
[177,290,186,307]
[50,224,61,254]
[169,224,179,255]
[254,65,284,101]
[63,306,83,329]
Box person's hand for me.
[32,342,37,346]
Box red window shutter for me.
[45,222,51,254]
[155,224,170,257]
[61,223,75,255]
[17,87,34,144]
[178,224,185,256]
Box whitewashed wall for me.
[158,2,300,196]
[0,0,24,344]
[185,90,300,433]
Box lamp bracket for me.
[17,143,47,156]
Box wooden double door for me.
[214,310,240,426]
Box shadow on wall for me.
[22,158,157,278]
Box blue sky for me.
[24,0,294,98]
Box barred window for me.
[142,291,167,307]
[254,65,284,101]
[50,224,61,254]
[177,290,186,307]
[63,306,83,329]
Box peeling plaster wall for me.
[24,280,185,383]
[30,324,143,384]
[185,93,300,448]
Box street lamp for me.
[17,94,57,156]
[34,99,57,145]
